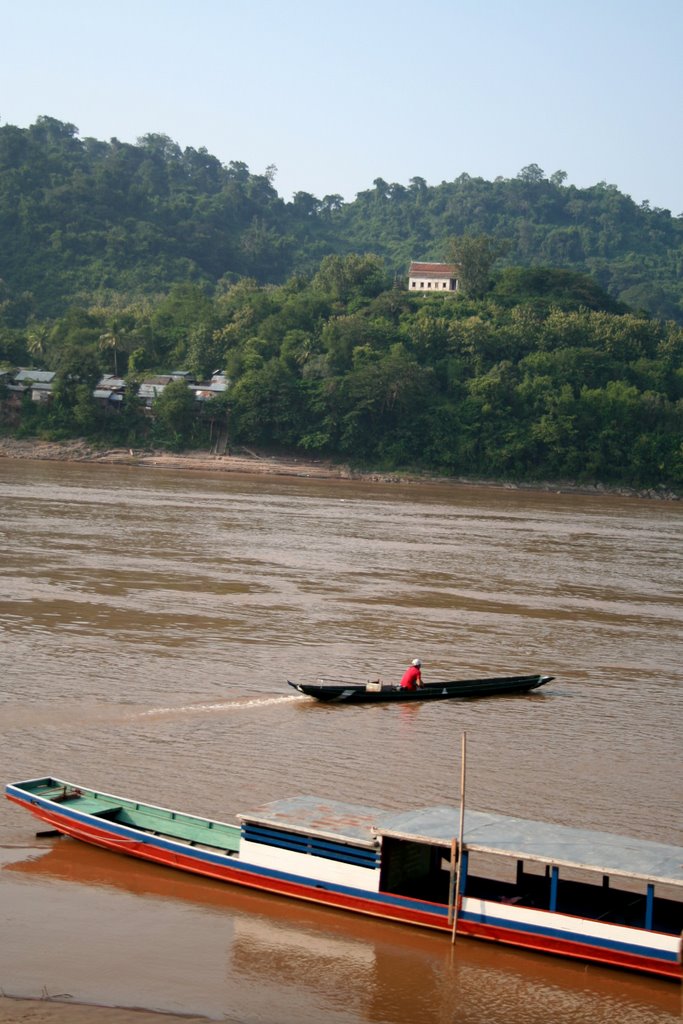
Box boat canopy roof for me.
[238,796,386,849]
[377,807,683,888]
[239,797,683,888]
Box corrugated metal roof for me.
[377,806,683,887]
[238,797,683,886]
[138,378,172,398]
[15,369,55,383]
[238,796,387,848]
[93,389,123,401]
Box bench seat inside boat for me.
[66,798,124,819]
[113,808,241,851]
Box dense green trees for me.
[6,251,680,491]
[152,379,197,449]
[448,236,509,298]
[1,119,682,492]
[1,118,682,324]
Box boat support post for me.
[451,731,467,943]
[549,865,559,911]
[645,883,654,930]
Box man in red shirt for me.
[400,659,423,690]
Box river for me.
[1,458,681,1023]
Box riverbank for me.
[0,436,678,499]
[0,437,351,480]
[0,996,209,1024]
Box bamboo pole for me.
[451,730,467,944]
[447,835,457,926]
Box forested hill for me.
[1,116,682,323]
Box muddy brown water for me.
[1,459,681,1023]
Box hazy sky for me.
[2,0,682,213]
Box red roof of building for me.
[409,262,458,276]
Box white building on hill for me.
[408,262,459,292]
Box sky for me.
[2,0,682,214]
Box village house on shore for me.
[1,259,457,425]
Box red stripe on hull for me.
[14,801,448,923]
[456,920,681,981]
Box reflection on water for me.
[1,459,682,1021]
[5,841,681,1024]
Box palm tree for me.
[26,321,52,364]
[98,318,129,376]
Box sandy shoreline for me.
[0,996,210,1023]
[0,437,357,482]
[0,437,678,499]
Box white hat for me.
[412,658,421,667]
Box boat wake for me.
[139,694,306,717]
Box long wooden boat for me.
[288,673,553,703]
[6,776,682,981]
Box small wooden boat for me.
[6,776,682,981]
[288,673,553,703]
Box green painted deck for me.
[18,777,241,852]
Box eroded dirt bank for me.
[0,436,678,499]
